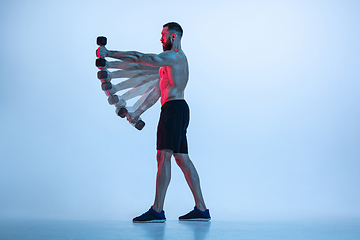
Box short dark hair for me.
[163,22,183,37]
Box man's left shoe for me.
[179,206,211,221]
[133,206,166,223]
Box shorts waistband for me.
[161,99,187,109]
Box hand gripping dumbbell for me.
[97,70,117,96]
[96,36,109,82]
[108,94,126,108]
[116,107,145,130]
[96,37,107,71]
[96,36,108,79]
[95,37,107,68]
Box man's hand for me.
[96,46,109,58]
[126,111,140,124]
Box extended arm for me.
[97,46,178,67]
[131,83,161,119]
[119,79,159,102]
[106,60,159,71]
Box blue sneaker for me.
[179,206,211,221]
[133,206,166,223]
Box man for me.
[97,22,210,222]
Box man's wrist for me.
[107,50,115,58]
[134,108,144,118]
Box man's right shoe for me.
[132,206,166,223]
[179,206,211,221]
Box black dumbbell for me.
[108,95,125,106]
[116,107,145,130]
[101,82,116,96]
[97,70,110,82]
[101,82,112,91]
[116,107,127,118]
[96,58,107,68]
[97,36,107,47]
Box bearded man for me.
[97,22,210,222]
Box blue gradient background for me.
[0,0,359,221]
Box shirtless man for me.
[97,22,210,222]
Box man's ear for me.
[171,33,176,40]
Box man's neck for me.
[171,41,182,52]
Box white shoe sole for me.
[179,218,211,222]
[133,219,166,223]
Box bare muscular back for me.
[159,51,189,105]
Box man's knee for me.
[174,153,190,168]
[157,149,173,163]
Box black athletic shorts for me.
[157,100,190,154]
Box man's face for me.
[160,27,172,51]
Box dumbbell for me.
[97,36,107,48]
[108,95,126,108]
[100,82,115,95]
[97,70,110,82]
[96,36,107,70]
[116,107,145,130]
[96,58,107,68]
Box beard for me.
[162,37,173,51]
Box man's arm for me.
[128,83,161,122]
[97,46,178,67]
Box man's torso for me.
[159,51,189,105]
